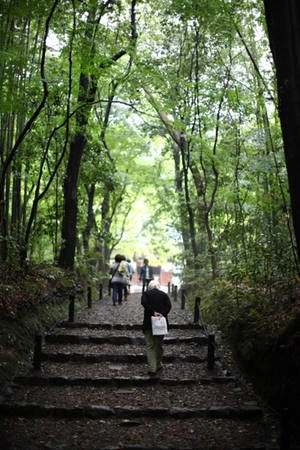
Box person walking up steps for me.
[123,257,134,301]
[141,280,172,377]
[126,259,134,294]
[109,254,127,305]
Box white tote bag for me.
[151,316,168,335]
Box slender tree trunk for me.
[0,1,58,261]
[59,132,87,269]
[58,2,99,269]
[189,160,218,278]
[173,144,195,267]
[98,190,111,273]
[58,0,132,269]
[83,184,95,251]
[180,140,199,262]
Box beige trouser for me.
[144,331,164,373]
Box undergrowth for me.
[0,263,101,389]
[184,275,300,414]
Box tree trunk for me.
[171,144,196,268]
[189,160,218,278]
[83,184,95,252]
[57,0,130,269]
[263,0,300,263]
[58,133,87,268]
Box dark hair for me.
[144,258,149,264]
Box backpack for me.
[118,260,127,277]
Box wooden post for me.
[168,282,171,295]
[171,284,174,296]
[207,334,215,369]
[108,280,111,296]
[99,282,103,300]
[194,296,201,323]
[68,294,75,322]
[87,286,92,308]
[181,289,186,310]
[174,285,178,302]
[33,334,42,370]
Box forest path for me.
[0,288,281,449]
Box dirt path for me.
[0,289,282,449]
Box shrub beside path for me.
[0,287,281,449]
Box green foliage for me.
[0,0,298,300]
[0,262,91,387]
[0,290,89,388]
[189,275,297,361]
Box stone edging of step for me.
[0,401,262,420]
[44,335,208,345]
[39,353,210,363]
[12,374,236,386]
[56,322,204,330]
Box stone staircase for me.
[0,292,280,449]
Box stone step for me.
[1,415,276,450]
[39,352,210,363]
[3,377,255,419]
[2,292,279,449]
[44,335,208,345]
[30,360,223,379]
[0,402,263,420]
[57,321,204,330]
[13,374,235,387]
[43,341,209,355]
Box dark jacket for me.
[139,265,154,281]
[141,288,172,333]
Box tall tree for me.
[263,0,300,266]
[58,0,137,269]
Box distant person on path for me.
[109,254,127,305]
[141,280,172,377]
[139,258,153,292]
[124,258,134,299]
[121,256,133,301]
